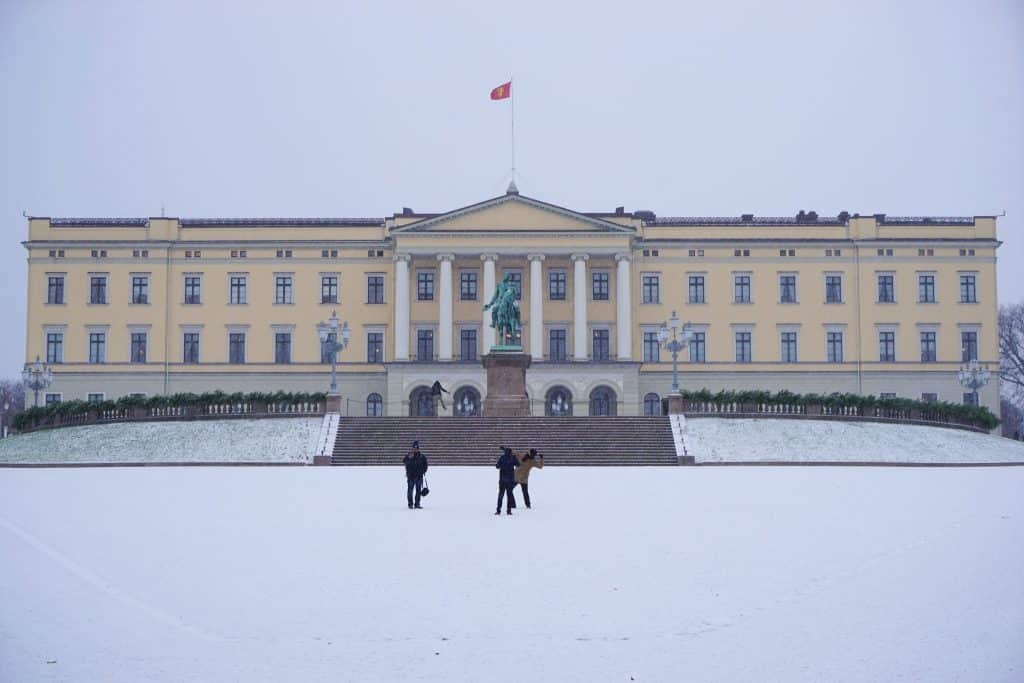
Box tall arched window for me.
[545,386,573,416]
[643,392,661,416]
[409,386,436,416]
[589,386,617,416]
[453,386,481,416]
[366,393,383,417]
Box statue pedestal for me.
[482,352,532,417]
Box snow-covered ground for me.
[686,417,1024,463]
[1,466,1022,682]
[0,418,320,464]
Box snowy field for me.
[1,466,1022,682]
[0,418,320,464]
[686,417,1024,464]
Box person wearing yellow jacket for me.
[513,448,543,509]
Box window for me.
[592,272,609,300]
[45,393,61,406]
[367,332,384,363]
[549,329,567,361]
[276,249,293,258]
[734,275,751,303]
[592,329,610,361]
[46,332,63,363]
[88,393,105,404]
[688,275,705,304]
[921,393,938,403]
[229,333,246,364]
[827,331,843,363]
[131,276,149,304]
[183,333,200,364]
[367,275,385,304]
[961,331,978,362]
[963,392,979,406]
[918,275,935,303]
[416,329,434,361]
[735,332,752,363]
[548,271,566,300]
[688,249,704,257]
[417,271,435,301]
[779,275,797,303]
[505,271,522,300]
[274,333,292,364]
[233,250,248,259]
[131,332,147,363]
[460,272,478,301]
[321,276,338,304]
[320,332,337,364]
[366,393,383,417]
[47,276,65,304]
[589,386,617,416]
[89,276,107,304]
[460,329,478,361]
[89,332,105,364]
[877,275,894,303]
[641,274,660,304]
[920,332,937,362]
[825,275,842,303]
[230,276,247,304]
[689,332,706,362]
[959,275,977,303]
[643,331,660,362]
[184,276,201,304]
[780,332,798,362]
[879,331,896,362]
[275,276,293,304]
[643,393,661,416]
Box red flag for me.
[490,81,511,100]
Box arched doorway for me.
[545,386,573,416]
[589,385,617,416]
[453,386,481,416]
[366,393,383,417]
[643,392,661,416]
[409,386,436,416]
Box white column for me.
[528,254,545,360]
[616,253,632,360]
[572,253,589,361]
[437,253,454,361]
[394,255,411,361]
[481,254,498,353]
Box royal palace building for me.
[23,186,1001,416]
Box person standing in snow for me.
[403,440,429,509]
[513,448,543,509]
[495,446,518,515]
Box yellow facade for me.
[22,190,1001,416]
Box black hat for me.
[412,440,420,448]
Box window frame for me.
[46,274,66,305]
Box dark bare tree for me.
[0,379,26,436]
[999,303,1024,399]
[1001,398,1024,439]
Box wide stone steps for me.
[331,416,679,466]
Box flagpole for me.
[510,74,515,184]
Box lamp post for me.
[1,401,8,438]
[657,310,694,395]
[22,356,54,408]
[316,310,351,411]
[957,358,991,407]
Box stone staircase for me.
[331,416,680,466]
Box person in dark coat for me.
[430,380,449,411]
[495,446,518,515]
[403,440,429,509]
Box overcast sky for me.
[0,0,1021,378]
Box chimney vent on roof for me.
[838,211,850,222]
[634,210,656,222]
[874,213,886,223]
[741,213,754,222]
[796,210,806,223]
[807,211,818,222]
[402,207,414,216]
[615,206,625,215]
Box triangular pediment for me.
[392,193,634,234]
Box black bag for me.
[420,478,430,497]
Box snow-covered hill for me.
[0,418,320,464]
[685,417,1024,464]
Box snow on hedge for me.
[0,418,321,464]
[686,417,1024,463]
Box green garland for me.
[11,390,327,432]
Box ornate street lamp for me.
[316,311,351,395]
[22,356,54,408]
[957,358,991,407]
[657,310,695,395]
